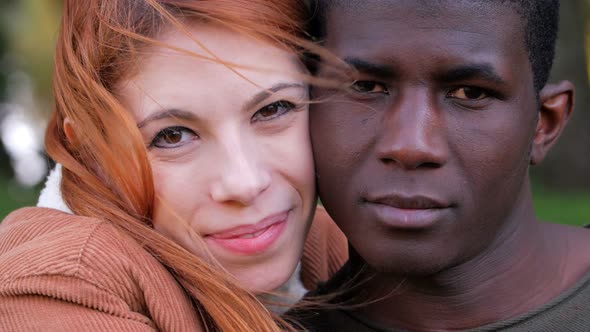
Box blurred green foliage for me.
[1,184,588,224]
[0,177,39,219]
[533,185,590,226]
[1,0,62,106]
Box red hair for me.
[45,0,316,330]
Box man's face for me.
[312,1,539,275]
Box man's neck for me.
[350,204,580,331]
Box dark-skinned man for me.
[293,1,590,331]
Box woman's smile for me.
[205,209,291,255]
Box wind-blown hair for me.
[46,0,316,330]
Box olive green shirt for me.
[293,268,590,332]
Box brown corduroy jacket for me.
[0,206,347,331]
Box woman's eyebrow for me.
[137,83,306,128]
[242,82,306,111]
[137,109,199,128]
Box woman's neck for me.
[259,262,307,314]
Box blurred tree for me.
[532,0,590,189]
[0,0,61,180]
[5,0,62,113]
[0,0,14,178]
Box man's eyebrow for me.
[343,57,397,79]
[137,109,198,128]
[242,82,306,112]
[438,63,507,85]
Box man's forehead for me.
[324,0,523,46]
[328,0,510,18]
[321,0,530,81]
[328,2,518,34]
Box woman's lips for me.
[205,210,289,255]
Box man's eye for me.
[447,87,488,100]
[252,100,295,122]
[151,126,197,148]
[350,81,388,94]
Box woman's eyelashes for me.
[251,100,297,122]
[150,126,198,149]
[147,100,300,149]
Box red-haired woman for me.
[0,1,346,331]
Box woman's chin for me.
[230,259,299,294]
[241,272,290,294]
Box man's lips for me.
[363,193,452,229]
[364,194,451,210]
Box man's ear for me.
[530,81,574,165]
[63,117,76,144]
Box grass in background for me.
[0,176,588,226]
[0,177,40,220]
[533,186,590,226]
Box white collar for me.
[37,164,72,214]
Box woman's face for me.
[118,23,316,292]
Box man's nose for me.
[375,88,449,170]
[210,137,271,205]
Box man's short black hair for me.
[309,0,560,91]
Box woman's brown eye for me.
[151,126,197,149]
[162,128,182,144]
[258,105,279,118]
[252,100,295,122]
[350,80,388,94]
[448,87,488,100]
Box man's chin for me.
[361,251,454,277]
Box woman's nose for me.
[209,140,271,206]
